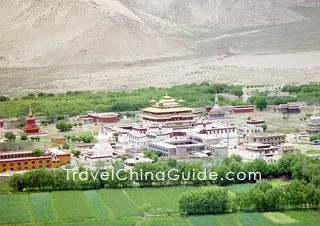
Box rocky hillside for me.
[277,0,320,7]
[0,0,305,66]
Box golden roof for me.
[143,94,194,113]
[150,94,183,108]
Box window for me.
[18,162,21,165]
[10,168,14,171]
[18,167,21,170]
[10,163,14,166]
[2,164,6,167]
[39,160,42,164]
[25,166,28,170]
[32,161,35,164]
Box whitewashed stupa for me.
[86,124,114,161]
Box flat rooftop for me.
[249,133,286,138]
[0,156,52,162]
[0,150,32,156]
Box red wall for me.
[233,108,254,113]
[90,116,120,123]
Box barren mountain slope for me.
[121,0,303,26]
[0,0,304,67]
[277,0,320,7]
[0,0,191,66]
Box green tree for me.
[71,149,81,157]
[265,187,285,211]
[32,149,44,157]
[20,133,28,141]
[250,188,268,211]
[62,143,70,150]
[167,158,178,168]
[4,132,16,141]
[0,96,9,101]
[261,123,268,132]
[255,96,267,111]
[56,120,73,132]
[56,115,65,120]
[41,121,48,127]
[80,135,94,143]
[178,187,230,215]
[144,150,158,162]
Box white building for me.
[238,125,263,138]
[149,139,205,158]
[235,143,280,163]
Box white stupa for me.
[209,93,226,118]
[87,124,114,160]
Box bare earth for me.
[1,1,320,96]
[1,52,320,97]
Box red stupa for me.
[23,106,40,134]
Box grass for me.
[142,216,191,226]
[51,191,95,221]
[37,219,138,226]
[269,179,289,187]
[158,187,200,201]
[263,212,297,224]
[306,149,320,155]
[190,215,221,226]
[215,213,242,226]
[84,191,110,218]
[0,182,11,193]
[237,212,273,226]
[0,185,320,225]
[96,189,142,217]
[29,193,56,222]
[285,210,320,225]
[0,194,30,224]
[124,188,178,214]
[225,183,255,193]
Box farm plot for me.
[158,187,200,202]
[215,213,242,225]
[29,193,56,222]
[142,216,191,226]
[37,219,138,226]
[285,210,320,226]
[189,215,220,226]
[0,194,30,224]
[51,191,95,221]
[97,189,141,217]
[124,188,178,214]
[237,212,272,226]
[226,183,255,193]
[263,212,297,224]
[84,191,110,218]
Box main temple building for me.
[140,94,197,129]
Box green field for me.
[0,185,319,226]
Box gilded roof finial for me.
[28,105,33,116]
[99,123,104,135]
[214,92,219,104]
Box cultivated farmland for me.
[0,185,319,225]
